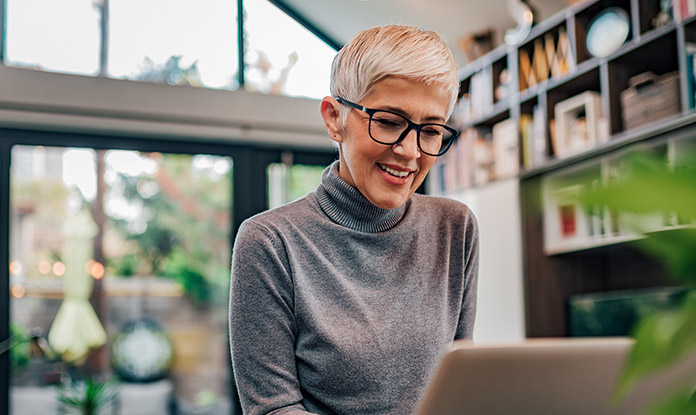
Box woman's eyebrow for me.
[380,105,446,123]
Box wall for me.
[451,178,526,343]
[0,65,333,149]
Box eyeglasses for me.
[335,97,458,157]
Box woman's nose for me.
[392,128,421,159]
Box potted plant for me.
[582,149,696,414]
[57,377,119,415]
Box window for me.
[3,0,337,98]
[243,0,335,99]
[9,145,234,414]
[267,160,325,209]
[108,0,239,90]
[4,0,101,76]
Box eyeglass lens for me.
[368,111,454,156]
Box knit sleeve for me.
[229,220,317,415]
[455,208,480,340]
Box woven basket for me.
[620,71,681,131]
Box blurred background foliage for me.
[581,150,696,414]
[106,152,232,308]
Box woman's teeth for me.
[379,164,410,177]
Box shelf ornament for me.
[505,0,536,46]
[586,7,631,58]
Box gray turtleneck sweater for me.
[229,161,479,415]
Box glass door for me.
[8,144,234,415]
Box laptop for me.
[415,337,696,415]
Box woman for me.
[230,25,479,415]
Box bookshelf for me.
[431,0,696,337]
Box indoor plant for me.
[582,149,696,414]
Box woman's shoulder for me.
[408,193,478,235]
[241,192,319,232]
[408,195,479,246]
[410,193,475,219]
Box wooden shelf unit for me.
[435,0,696,337]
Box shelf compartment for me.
[470,103,511,128]
[518,21,572,94]
[542,160,604,255]
[542,137,679,255]
[607,29,680,135]
[573,0,634,65]
[637,0,675,35]
[546,67,603,159]
[492,54,511,104]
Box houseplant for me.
[581,149,696,414]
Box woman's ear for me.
[320,97,343,144]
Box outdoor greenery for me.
[106,152,232,307]
[581,149,696,414]
[11,176,70,274]
[8,323,30,371]
[134,55,203,87]
[288,164,325,202]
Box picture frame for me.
[553,91,602,158]
[551,184,590,243]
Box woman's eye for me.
[422,128,443,137]
[374,118,403,128]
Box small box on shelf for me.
[620,71,681,131]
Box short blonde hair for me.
[330,25,459,125]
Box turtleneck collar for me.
[316,161,407,233]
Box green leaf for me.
[580,153,696,222]
[637,229,696,283]
[614,291,696,403]
[646,388,696,415]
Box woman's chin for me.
[366,191,409,210]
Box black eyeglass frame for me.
[335,97,459,157]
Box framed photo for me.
[553,91,602,158]
[543,183,591,253]
[553,185,587,240]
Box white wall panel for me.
[450,178,526,343]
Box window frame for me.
[0,127,336,415]
[0,0,341,92]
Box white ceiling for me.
[280,0,568,68]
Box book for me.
[443,141,459,193]
[532,104,548,166]
[687,53,695,110]
[519,114,534,169]
[492,118,520,178]
[672,0,682,21]
[457,128,476,189]
[469,71,493,120]
[473,131,494,185]
[686,43,696,110]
